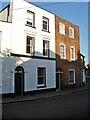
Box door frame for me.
[14,66,24,95]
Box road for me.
[2,90,88,118]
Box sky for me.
[0,0,88,65]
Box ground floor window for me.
[68,69,75,84]
[37,67,46,87]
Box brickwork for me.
[55,16,82,89]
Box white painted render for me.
[0,22,12,53]
[11,0,55,58]
[0,0,56,94]
[2,56,56,94]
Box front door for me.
[15,66,24,95]
[56,73,60,90]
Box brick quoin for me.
[55,15,82,89]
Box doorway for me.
[56,72,60,90]
[15,66,24,95]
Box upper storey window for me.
[27,10,35,27]
[43,40,49,57]
[42,17,49,32]
[59,23,65,35]
[60,43,66,59]
[69,27,74,38]
[26,36,35,55]
[70,46,75,61]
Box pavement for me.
[1,84,89,104]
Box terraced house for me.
[55,16,86,89]
[0,0,86,95]
[0,0,56,95]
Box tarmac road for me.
[2,90,89,118]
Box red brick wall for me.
[55,16,81,89]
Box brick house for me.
[55,15,84,89]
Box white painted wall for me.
[0,0,56,94]
[0,7,8,21]
[0,22,12,53]
[11,0,55,58]
[2,56,56,93]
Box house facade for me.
[0,0,56,95]
[55,16,85,89]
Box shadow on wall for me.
[1,50,56,94]
[56,49,84,89]
[1,49,84,93]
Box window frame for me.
[70,46,75,61]
[43,40,50,57]
[59,23,65,35]
[68,69,75,84]
[27,10,35,28]
[0,31,2,52]
[42,16,49,32]
[26,36,35,55]
[60,43,66,59]
[37,67,46,87]
[69,27,74,38]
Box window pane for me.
[60,44,65,59]
[38,68,46,86]
[27,11,34,27]
[43,17,49,31]
[69,28,74,38]
[43,40,49,56]
[26,36,34,54]
[38,77,44,84]
[26,46,30,53]
[69,70,74,83]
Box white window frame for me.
[26,36,34,55]
[69,27,74,38]
[60,43,66,59]
[70,46,75,61]
[42,17,49,31]
[59,23,65,35]
[68,69,75,84]
[43,40,50,57]
[37,67,46,87]
[27,10,35,27]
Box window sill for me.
[42,29,50,33]
[43,55,50,58]
[25,24,36,29]
[60,33,65,36]
[37,86,47,88]
[69,82,75,85]
[70,59,75,62]
[69,36,74,39]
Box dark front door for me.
[56,73,59,89]
[15,66,24,95]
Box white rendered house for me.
[0,0,56,95]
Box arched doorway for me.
[15,66,24,95]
